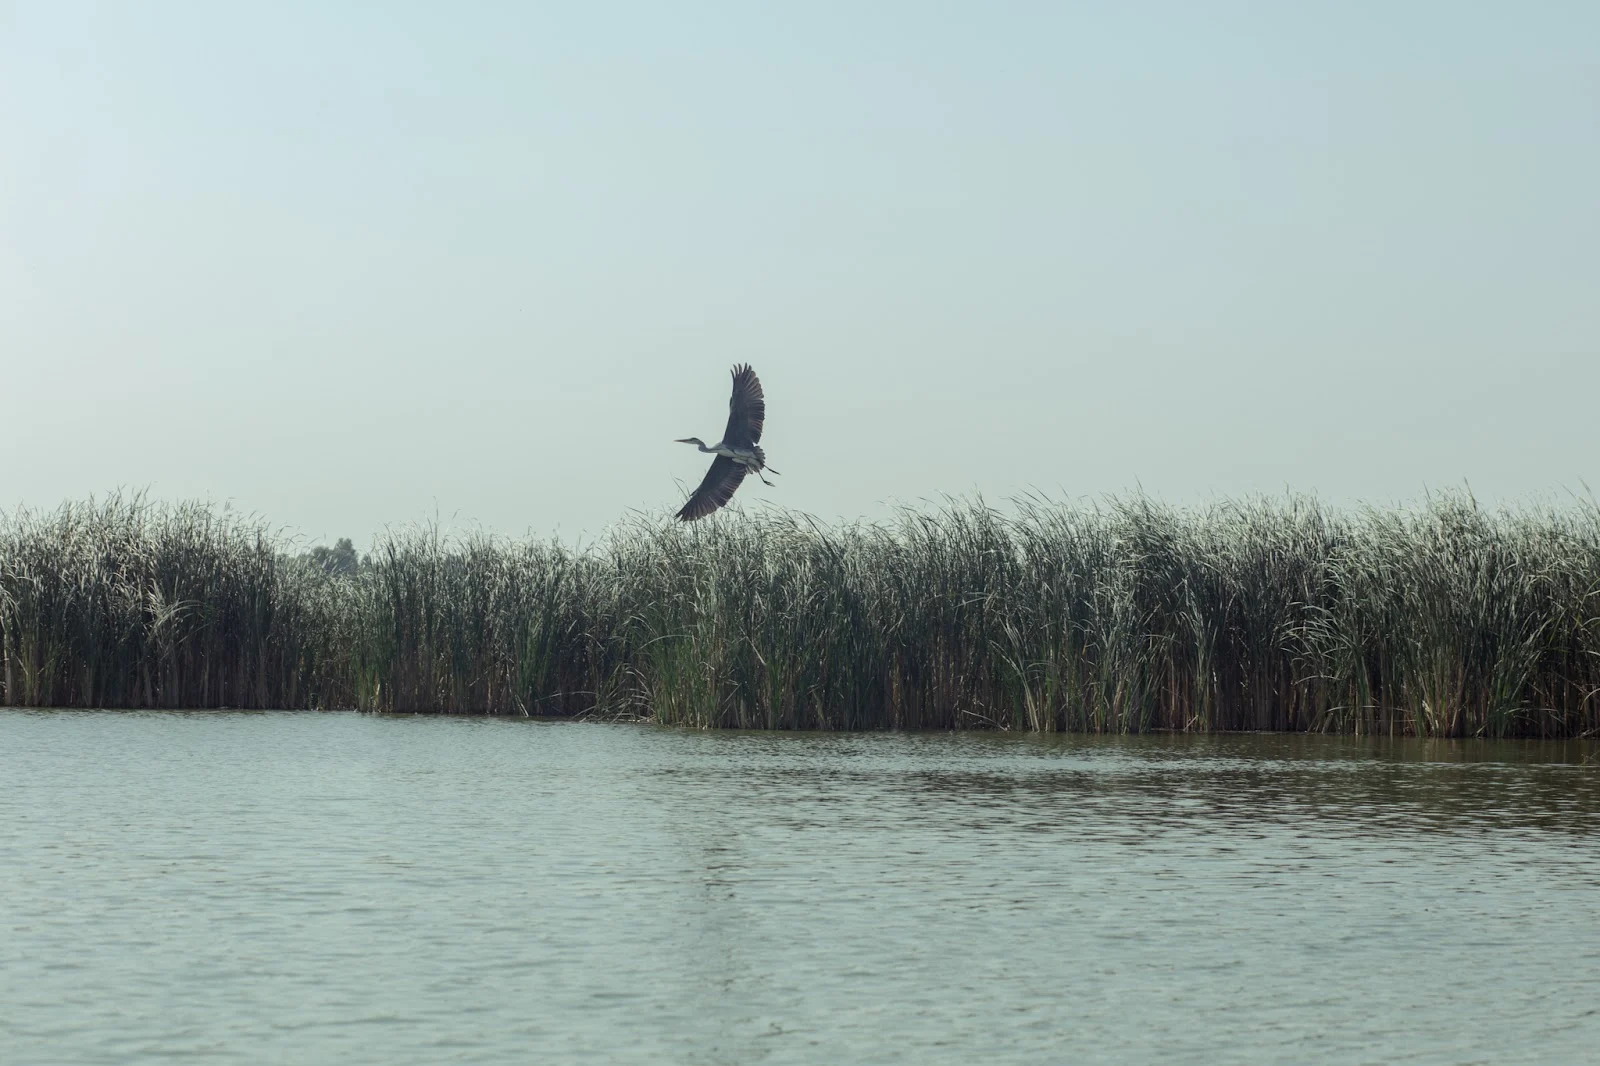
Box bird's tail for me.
[754,446,779,475]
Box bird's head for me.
[674,437,704,447]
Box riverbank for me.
[4,493,1598,735]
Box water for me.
[2,713,1597,1065]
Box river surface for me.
[2,712,1597,1065]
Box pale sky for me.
[3,2,1597,545]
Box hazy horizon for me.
[5,2,1597,546]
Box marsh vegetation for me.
[3,493,1598,736]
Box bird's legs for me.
[743,458,779,486]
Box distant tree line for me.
[304,537,362,578]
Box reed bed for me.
[4,493,1599,736]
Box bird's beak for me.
[673,438,692,444]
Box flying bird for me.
[674,364,778,521]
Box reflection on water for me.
[1,713,1597,1065]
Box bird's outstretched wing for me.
[721,364,765,448]
[677,454,748,521]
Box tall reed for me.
[4,492,1598,736]
[0,495,348,709]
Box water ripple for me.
[1,712,1597,1065]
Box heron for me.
[674,364,779,521]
